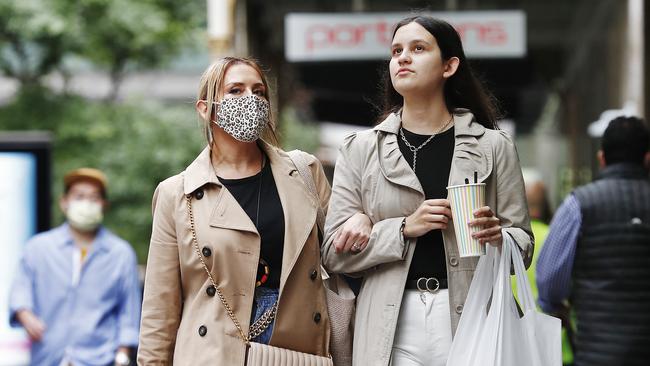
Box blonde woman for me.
[138,57,369,364]
[322,16,533,366]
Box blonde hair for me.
[197,57,278,145]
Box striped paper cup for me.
[447,183,486,257]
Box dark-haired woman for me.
[322,16,533,366]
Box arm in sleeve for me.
[536,194,581,314]
[8,247,35,328]
[494,131,535,268]
[117,247,142,348]
[137,181,183,364]
[322,133,412,275]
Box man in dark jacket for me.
[537,116,650,366]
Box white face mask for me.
[214,95,271,142]
[66,199,103,232]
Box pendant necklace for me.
[399,115,454,172]
[254,154,269,287]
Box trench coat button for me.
[313,312,321,323]
[449,256,459,267]
[198,325,207,336]
[455,304,464,314]
[194,189,204,200]
[206,285,216,297]
[202,246,212,257]
[310,269,318,281]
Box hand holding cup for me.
[468,206,503,247]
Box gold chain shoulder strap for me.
[185,194,277,343]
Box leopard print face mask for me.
[214,95,270,142]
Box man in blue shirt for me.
[536,117,650,366]
[9,168,141,366]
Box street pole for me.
[622,0,644,117]
[207,0,236,59]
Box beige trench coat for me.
[137,143,332,365]
[322,109,533,366]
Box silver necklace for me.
[399,115,454,172]
[254,154,265,227]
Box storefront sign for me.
[285,11,526,61]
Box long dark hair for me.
[380,16,500,129]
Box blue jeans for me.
[250,287,279,344]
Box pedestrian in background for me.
[537,116,650,366]
[9,168,141,366]
[322,15,533,366]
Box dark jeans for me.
[250,287,279,344]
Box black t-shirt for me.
[218,159,285,289]
[397,126,455,281]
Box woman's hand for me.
[334,213,373,254]
[469,206,503,247]
[403,199,451,238]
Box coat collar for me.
[182,141,298,195]
[183,146,220,195]
[597,162,649,181]
[373,108,486,138]
[373,108,492,195]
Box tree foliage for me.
[74,0,204,98]
[0,87,204,261]
[0,0,73,85]
[0,0,204,95]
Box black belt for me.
[405,277,448,292]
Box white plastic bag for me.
[446,235,561,366]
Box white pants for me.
[390,289,453,366]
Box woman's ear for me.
[443,57,460,79]
[196,100,210,121]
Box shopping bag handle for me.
[508,235,537,312]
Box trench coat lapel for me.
[209,189,259,234]
[374,113,424,195]
[263,144,317,294]
[183,146,259,234]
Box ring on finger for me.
[351,243,361,251]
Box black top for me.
[397,126,455,281]
[218,158,285,289]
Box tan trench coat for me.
[137,143,332,365]
[322,109,533,366]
